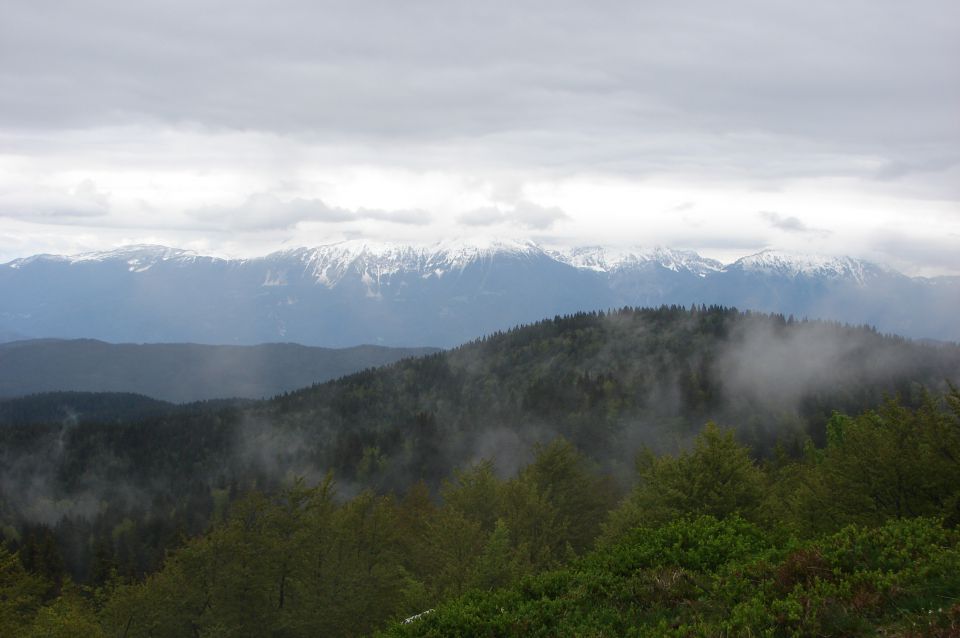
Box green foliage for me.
[0,545,47,634]
[88,397,960,635]
[379,395,960,637]
[440,461,502,532]
[469,519,526,591]
[503,439,619,568]
[3,308,958,586]
[2,319,960,635]
[22,583,104,638]
[377,516,772,637]
[603,423,765,540]
[381,517,960,638]
[776,392,960,535]
[0,546,102,637]
[101,475,422,637]
[719,519,960,637]
[417,505,487,599]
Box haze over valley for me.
[0,339,437,403]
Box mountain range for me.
[1,239,957,346]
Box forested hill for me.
[0,392,175,426]
[1,306,959,586]
[264,305,960,482]
[0,391,257,427]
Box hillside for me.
[2,306,960,635]
[1,306,958,586]
[8,396,959,637]
[382,516,960,637]
[263,306,960,482]
[0,392,176,426]
[0,339,438,402]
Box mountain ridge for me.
[2,240,957,346]
[0,339,438,403]
[3,240,907,280]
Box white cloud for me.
[188,194,433,230]
[358,208,433,226]
[0,1,957,273]
[759,211,830,237]
[0,179,110,221]
[188,194,351,230]
[459,201,568,230]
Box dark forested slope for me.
[0,392,176,426]
[265,305,960,482]
[7,395,959,637]
[1,306,959,585]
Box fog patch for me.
[715,317,951,413]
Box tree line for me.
[3,389,959,636]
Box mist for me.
[2,308,958,566]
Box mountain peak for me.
[731,249,885,282]
[2,242,890,283]
[5,245,217,272]
[272,238,545,287]
[1,240,957,345]
[553,245,724,276]
[71,244,193,261]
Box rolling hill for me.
[0,339,438,402]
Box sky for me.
[1,0,958,275]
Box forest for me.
[2,306,960,635]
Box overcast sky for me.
[1,0,958,274]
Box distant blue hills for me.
[0,339,437,403]
[1,240,957,347]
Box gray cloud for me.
[188,194,431,230]
[189,194,352,230]
[0,1,958,273]
[759,211,829,237]
[358,208,433,226]
[874,155,960,181]
[0,180,110,221]
[514,202,569,229]
[667,202,695,213]
[459,201,568,230]
[458,207,506,227]
[869,231,960,275]
[1,1,957,185]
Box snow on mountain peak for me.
[277,238,544,287]
[6,244,204,271]
[731,249,880,282]
[71,245,219,272]
[553,246,723,276]
[71,244,192,261]
[431,237,541,268]
[3,241,893,286]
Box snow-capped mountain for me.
[553,246,724,276]
[7,245,216,271]
[728,250,890,283]
[1,240,956,346]
[281,238,543,288]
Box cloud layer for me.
[0,1,958,273]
